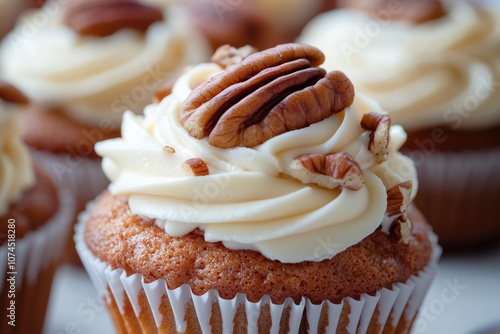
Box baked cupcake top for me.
[96,44,418,263]
[0,0,210,128]
[0,83,34,215]
[297,0,500,131]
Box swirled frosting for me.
[297,0,500,130]
[96,63,418,263]
[0,5,210,127]
[0,104,35,215]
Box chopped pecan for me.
[338,0,446,24]
[392,213,412,244]
[182,158,209,176]
[361,112,391,163]
[180,43,355,148]
[386,181,412,216]
[289,152,364,191]
[64,0,164,37]
[211,45,258,69]
[163,146,175,153]
[0,82,29,105]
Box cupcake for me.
[0,0,211,260]
[297,0,500,247]
[75,44,440,333]
[0,82,74,334]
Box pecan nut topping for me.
[64,0,164,37]
[361,112,391,163]
[289,152,364,191]
[211,45,258,69]
[180,43,355,148]
[182,158,209,176]
[0,82,29,105]
[386,181,412,217]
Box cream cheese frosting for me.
[96,62,418,263]
[0,104,35,215]
[297,0,500,131]
[0,4,210,128]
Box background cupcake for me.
[0,82,74,334]
[76,44,439,333]
[0,0,211,262]
[298,0,500,247]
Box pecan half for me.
[211,45,258,69]
[182,158,209,176]
[64,0,164,37]
[361,112,391,163]
[338,0,446,24]
[180,43,355,148]
[386,181,412,216]
[289,152,364,191]
[0,82,29,105]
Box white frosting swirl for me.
[0,4,210,127]
[297,0,500,130]
[96,63,418,263]
[0,104,35,215]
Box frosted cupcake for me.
[76,44,440,333]
[298,0,500,247]
[0,82,74,334]
[0,0,211,238]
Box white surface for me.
[44,242,500,334]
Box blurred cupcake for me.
[298,0,500,247]
[177,0,326,51]
[0,82,74,334]
[0,0,211,254]
[76,44,439,333]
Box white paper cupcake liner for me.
[0,186,74,290]
[75,200,441,334]
[407,146,500,246]
[30,149,109,214]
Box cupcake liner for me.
[0,182,75,333]
[406,146,500,246]
[75,200,441,334]
[30,149,109,214]
[30,149,109,264]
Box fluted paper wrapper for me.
[408,147,500,246]
[75,202,440,334]
[30,149,109,214]
[0,187,75,334]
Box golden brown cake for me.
[76,44,440,333]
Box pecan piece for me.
[289,152,364,191]
[0,82,29,105]
[386,181,412,216]
[211,45,258,69]
[361,112,391,163]
[180,43,354,148]
[392,213,412,244]
[182,158,209,176]
[64,0,164,37]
